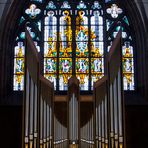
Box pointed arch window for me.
[13,0,135,91]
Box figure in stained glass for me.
[123,59,132,72]
[61,59,71,73]
[79,60,86,72]
[15,59,24,73]
[45,59,56,72]
[93,59,102,72]
[76,59,88,73]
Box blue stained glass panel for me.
[44,26,57,41]
[91,26,103,41]
[13,75,24,91]
[76,58,89,73]
[46,1,56,9]
[92,1,102,9]
[45,11,57,25]
[123,16,129,25]
[77,1,87,9]
[19,17,25,25]
[14,58,24,74]
[105,0,112,3]
[91,12,103,25]
[76,30,88,42]
[61,1,71,9]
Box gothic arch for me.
[0,0,148,104]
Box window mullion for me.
[88,9,91,92]
[56,12,60,91]
[103,1,107,75]
[72,10,76,76]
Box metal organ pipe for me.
[34,84,38,147]
[118,69,124,147]
[25,69,30,147]
[69,93,78,143]
[110,84,114,148]
[40,96,43,147]
[104,95,108,147]
[113,77,119,148]
[29,78,34,148]
[47,104,49,148]
[101,100,105,148]
[98,103,102,148]
[43,99,47,148]
[23,30,54,148]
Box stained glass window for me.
[59,8,72,90]
[106,2,135,90]
[44,9,57,90]
[13,42,25,90]
[13,0,135,91]
[90,9,104,90]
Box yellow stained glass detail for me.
[17,47,24,57]
[16,75,23,84]
[45,40,56,57]
[124,47,133,57]
[91,44,102,57]
[59,10,72,57]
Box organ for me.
[22,28,125,148]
